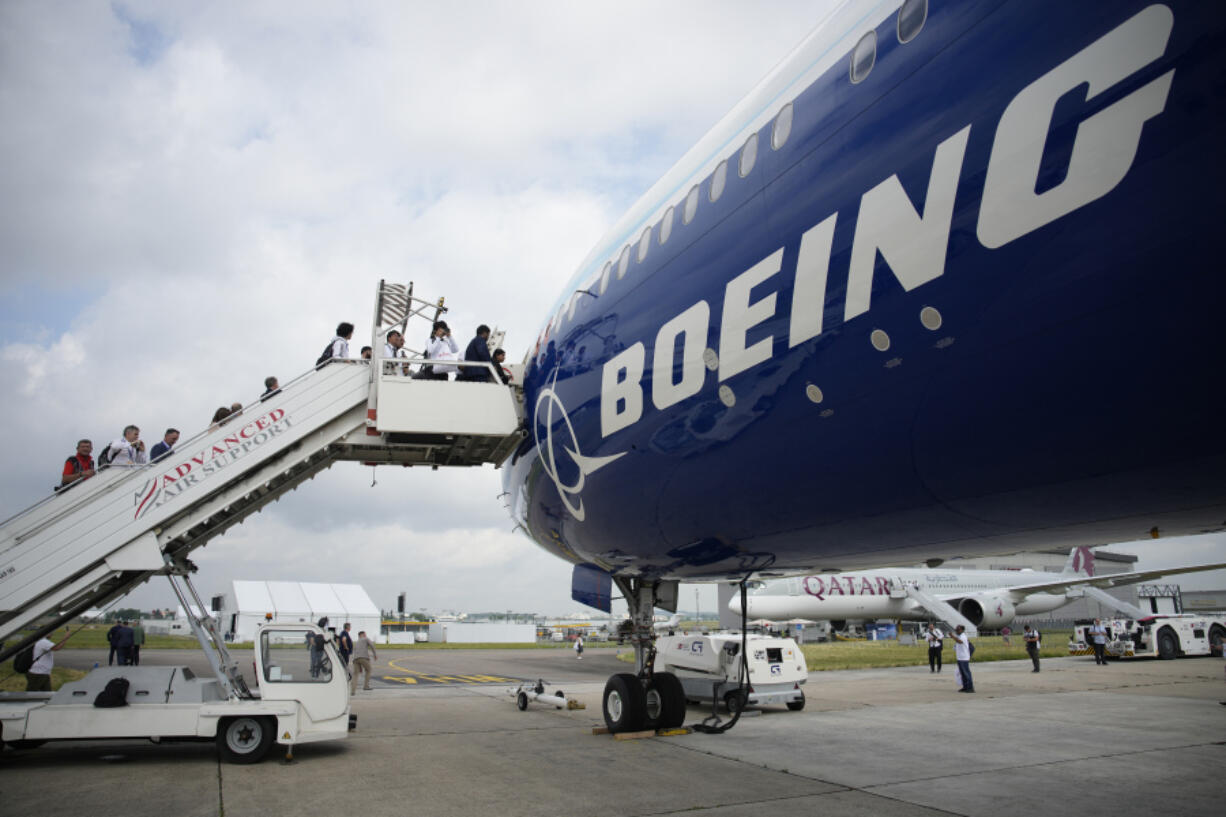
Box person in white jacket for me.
[425,320,459,380]
[105,425,147,467]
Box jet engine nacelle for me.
[957,596,1016,629]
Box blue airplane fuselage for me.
[503,1,1226,582]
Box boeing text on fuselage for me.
[597,6,1173,458]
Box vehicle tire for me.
[1209,625,1226,658]
[216,716,275,764]
[555,690,565,699]
[602,673,646,733]
[724,689,748,714]
[516,691,529,711]
[1157,629,1178,660]
[786,692,806,712]
[648,672,687,730]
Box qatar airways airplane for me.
[732,547,1226,632]
[499,1,1226,732]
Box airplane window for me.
[599,261,613,295]
[710,160,728,202]
[771,103,793,150]
[683,184,700,224]
[659,205,675,245]
[739,131,758,177]
[617,244,631,279]
[897,0,927,44]
[850,30,876,84]
[637,226,652,262]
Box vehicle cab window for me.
[261,629,332,683]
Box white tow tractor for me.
[1069,613,1226,660]
[0,572,353,763]
[656,632,807,712]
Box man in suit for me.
[459,324,493,381]
[149,429,179,462]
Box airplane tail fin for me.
[1062,546,1095,576]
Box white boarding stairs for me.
[0,281,525,659]
[890,579,979,637]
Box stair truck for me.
[1,566,353,763]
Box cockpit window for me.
[683,184,700,224]
[739,131,758,177]
[897,0,927,44]
[771,103,793,150]
[709,160,728,202]
[850,30,877,84]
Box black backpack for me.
[94,677,130,708]
[97,444,116,468]
[12,645,35,674]
[316,340,336,367]
[312,634,325,651]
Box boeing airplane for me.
[500,1,1226,732]
[731,546,1226,631]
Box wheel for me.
[602,673,646,733]
[724,688,748,714]
[1157,629,1178,660]
[1209,625,1226,657]
[516,691,529,711]
[786,692,806,711]
[649,672,687,730]
[555,690,565,699]
[216,716,275,764]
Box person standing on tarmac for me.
[1023,624,1041,672]
[951,625,974,693]
[574,634,584,660]
[925,622,944,673]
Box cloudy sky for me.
[2,1,1222,620]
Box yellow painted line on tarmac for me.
[382,657,517,685]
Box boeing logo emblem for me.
[534,372,624,521]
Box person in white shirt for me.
[574,635,584,660]
[383,330,409,376]
[951,625,974,693]
[424,320,459,380]
[1023,624,1041,672]
[26,635,63,691]
[105,425,147,467]
[331,322,354,360]
[925,623,944,673]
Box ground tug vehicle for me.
[656,633,807,712]
[1069,613,1226,660]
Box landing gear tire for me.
[217,716,275,764]
[1157,629,1178,660]
[724,689,748,714]
[652,672,691,726]
[603,673,646,733]
[786,692,806,711]
[516,691,529,711]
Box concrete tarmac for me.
[3,650,1223,817]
